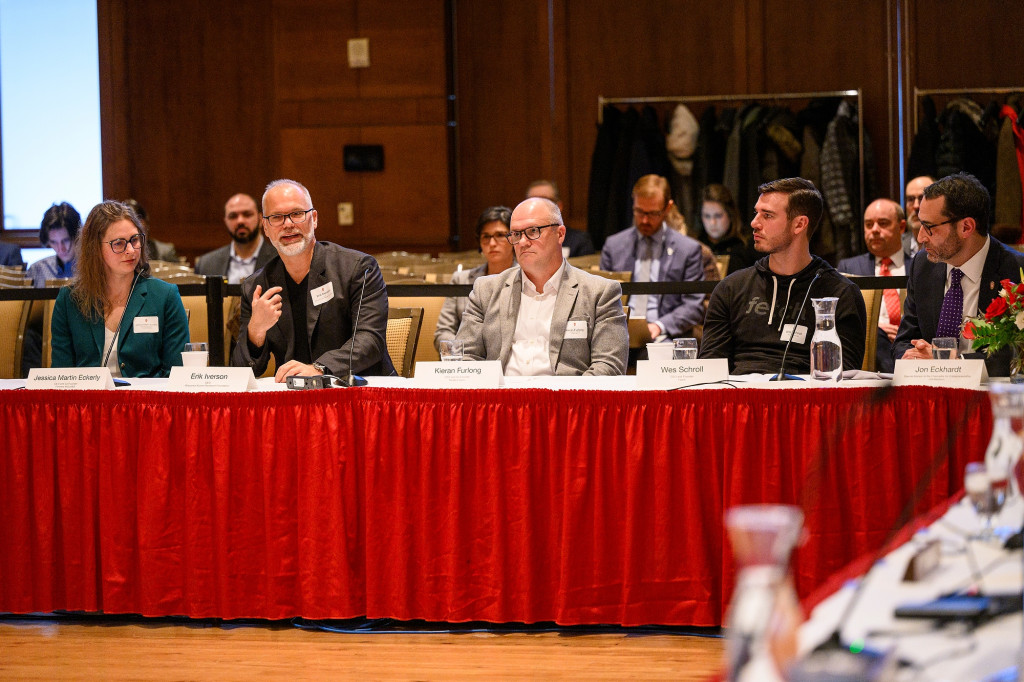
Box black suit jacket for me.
[836,250,909,373]
[0,242,23,267]
[195,238,278,279]
[231,241,395,377]
[893,238,1024,376]
[562,226,595,257]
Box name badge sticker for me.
[565,320,588,340]
[134,316,159,333]
[780,324,807,345]
[310,281,335,307]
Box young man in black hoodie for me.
[699,178,866,375]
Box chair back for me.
[389,295,445,363]
[715,255,730,279]
[859,286,882,372]
[0,298,30,378]
[386,307,424,378]
[567,253,601,270]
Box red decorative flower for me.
[986,296,1008,321]
[1003,279,1015,293]
[962,320,976,340]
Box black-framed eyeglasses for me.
[633,207,666,220]
[105,234,145,253]
[263,208,314,227]
[480,231,510,244]
[918,216,960,237]
[506,223,559,245]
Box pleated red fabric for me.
[0,385,989,626]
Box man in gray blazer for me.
[455,197,628,376]
[195,193,278,283]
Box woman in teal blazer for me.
[50,201,189,378]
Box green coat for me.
[51,277,190,378]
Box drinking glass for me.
[673,338,698,360]
[439,339,464,361]
[965,462,998,539]
[932,337,958,360]
[646,342,673,361]
[182,342,209,367]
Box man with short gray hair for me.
[456,197,628,376]
[231,179,395,381]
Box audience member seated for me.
[894,172,1024,375]
[903,175,934,258]
[699,177,866,375]
[28,202,81,287]
[195,193,278,282]
[600,174,705,342]
[0,241,23,267]
[126,199,178,262]
[525,179,595,257]
[456,197,627,376]
[51,201,189,377]
[696,184,757,275]
[231,179,395,381]
[837,198,911,373]
[434,205,515,351]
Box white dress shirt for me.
[946,237,990,354]
[505,261,566,377]
[226,234,265,284]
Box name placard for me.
[167,366,258,392]
[892,359,988,388]
[413,361,504,388]
[27,367,115,390]
[635,359,729,389]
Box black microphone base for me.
[337,374,368,387]
[769,373,806,381]
[788,639,894,681]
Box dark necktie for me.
[935,267,964,339]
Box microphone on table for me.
[336,267,370,387]
[287,268,371,389]
[102,262,149,370]
[771,269,822,381]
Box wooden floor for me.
[0,618,723,680]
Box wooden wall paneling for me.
[453,0,557,251]
[279,124,449,252]
[904,0,1024,162]
[760,0,894,199]
[98,0,131,204]
[273,0,359,101]
[103,0,276,264]
[354,0,448,99]
[563,0,760,234]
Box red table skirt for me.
[0,385,989,626]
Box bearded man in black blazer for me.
[893,172,1024,376]
[231,179,395,381]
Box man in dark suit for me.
[195,193,278,282]
[0,242,23,267]
[231,179,394,381]
[600,174,705,340]
[525,180,595,257]
[894,172,1024,375]
[837,198,910,372]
